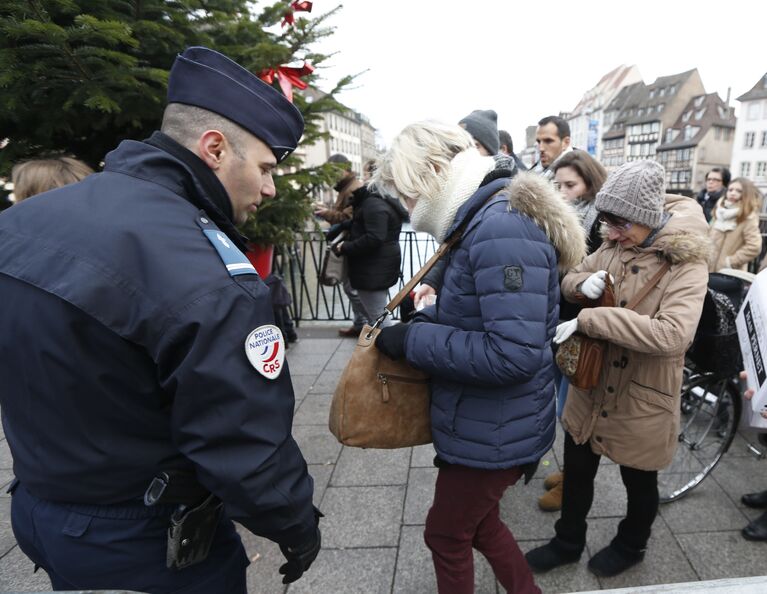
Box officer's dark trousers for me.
[555,432,659,552]
[11,483,248,594]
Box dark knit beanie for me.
[459,110,499,155]
[595,160,666,228]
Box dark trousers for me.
[555,432,659,552]
[424,464,540,594]
[11,483,248,594]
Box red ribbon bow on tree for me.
[282,1,313,27]
[258,63,314,103]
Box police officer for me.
[0,47,320,592]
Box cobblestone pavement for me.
[1,325,767,593]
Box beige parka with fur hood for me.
[560,195,711,471]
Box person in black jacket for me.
[333,173,408,327]
[0,47,320,593]
[697,167,730,222]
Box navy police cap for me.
[167,46,304,162]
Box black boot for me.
[741,490,767,509]
[525,537,583,573]
[588,538,645,577]
[742,510,767,541]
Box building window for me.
[741,162,752,177]
[683,126,698,141]
[694,96,705,107]
[656,104,664,113]
[714,127,721,140]
[649,90,656,99]
[669,85,677,94]
[762,131,767,147]
[748,102,761,121]
[695,108,706,119]
[757,162,767,178]
[659,88,666,97]
[745,132,756,148]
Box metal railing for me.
[273,230,438,323]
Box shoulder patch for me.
[245,324,285,379]
[504,265,523,292]
[198,215,256,277]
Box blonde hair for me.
[373,121,474,202]
[12,157,94,202]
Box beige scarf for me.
[410,150,494,242]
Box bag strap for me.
[384,227,463,313]
[624,260,672,311]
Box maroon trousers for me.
[424,464,540,594]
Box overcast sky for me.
[311,0,767,150]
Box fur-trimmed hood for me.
[506,172,587,272]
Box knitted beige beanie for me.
[595,160,666,228]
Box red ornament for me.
[258,62,314,102]
[282,1,313,27]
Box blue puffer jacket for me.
[405,173,586,469]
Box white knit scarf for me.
[410,150,494,242]
[712,200,739,232]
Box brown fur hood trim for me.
[507,172,587,272]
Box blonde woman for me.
[11,157,94,202]
[373,121,585,594]
[708,177,762,272]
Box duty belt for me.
[144,470,210,507]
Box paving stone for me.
[293,393,332,426]
[411,444,436,467]
[332,447,410,487]
[292,425,342,465]
[0,545,52,592]
[289,374,316,400]
[0,498,15,558]
[308,463,333,506]
[321,486,405,548]
[500,478,559,541]
[659,474,750,533]
[393,525,498,593]
[325,350,353,371]
[677,530,767,580]
[0,440,12,471]
[0,470,14,496]
[519,539,600,594]
[287,353,331,375]
[238,529,285,594]
[586,516,698,589]
[287,338,341,357]
[403,467,436,525]
[710,455,767,506]
[307,369,343,395]
[287,548,396,594]
[535,452,560,480]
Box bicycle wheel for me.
[658,372,741,503]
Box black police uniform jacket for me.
[0,136,315,547]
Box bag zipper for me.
[377,372,429,402]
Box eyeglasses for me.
[599,214,633,232]
[707,177,723,182]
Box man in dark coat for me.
[696,166,730,222]
[0,47,320,593]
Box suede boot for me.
[538,482,563,511]
[525,537,583,573]
[587,538,645,577]
[543,471,564,490]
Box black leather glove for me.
[375,323,409,360]
[278,507,323,584]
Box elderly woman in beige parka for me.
[526,160,710,579]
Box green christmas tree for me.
[0,0,353,247]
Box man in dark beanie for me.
[459,109,500,156]
[0,46,320,592]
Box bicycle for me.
[657,269,756,503]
